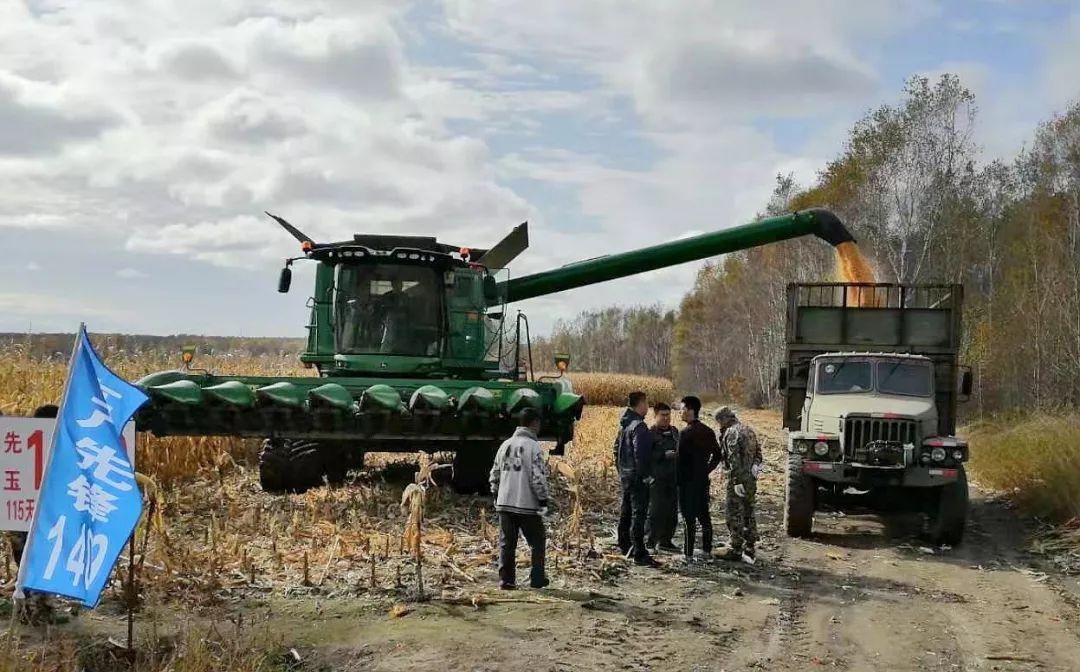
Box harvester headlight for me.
[795,441,809,454]
[952,449,964,461]
[930,447,947,462]
[813,441,830,457]
[920,453,931,463]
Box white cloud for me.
[0,0,1068,338]
[0,72,122,155]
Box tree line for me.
[1,333,306,360]
[534,74,1080,415]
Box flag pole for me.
[14,324,84,606]
[126,531,135,650]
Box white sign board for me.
[0,418,135,532]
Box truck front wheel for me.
[928,468,968,546]
[784,452,816,537]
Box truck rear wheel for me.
[928,468,968,546]
[259,438,325,494]
[784,452,816,537]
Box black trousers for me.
[680,480,713,557]
[617,474,650,560]
[646,475,678,547]
[498,511,546,586]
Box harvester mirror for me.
[960,368,973,398]
[487,311,503,321]
[278,265,292,293]
[554,354,570,372]
[483,275,499,302]
[181,345,196,368]
[777,366,788,390]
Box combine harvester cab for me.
[136,208,857,494]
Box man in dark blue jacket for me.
[614,391,658,566]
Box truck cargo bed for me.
[783,283,963,436]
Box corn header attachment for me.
[134,207,853,493]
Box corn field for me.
[0,344,644,670]
[562,372,675,407]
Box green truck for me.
[780,283,973,545]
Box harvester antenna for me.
[265,211,317,248]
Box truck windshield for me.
[817,361,873,394]
[877,361,932,397]
[334,264,443,356]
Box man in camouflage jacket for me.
[715,406,763,564]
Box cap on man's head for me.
[713,406,737,423]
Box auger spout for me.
[501,208,853,303]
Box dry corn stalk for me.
[550,458,583,549]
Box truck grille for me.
[844,416,918,462]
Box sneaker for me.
[741,548,757,565]
[716,548,743,562]
[530,577,551,589]
[633,555,660,568]
[658,542,681,553]
[499,582,517,591]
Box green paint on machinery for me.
[133,207,854,493]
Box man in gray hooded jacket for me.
[489,408,551,589]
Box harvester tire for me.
[928,468,968,546]
[259,439,325,494]
[784,452,815,538]
[451,444,499,495]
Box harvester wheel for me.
[258,439,325,494]
[451,444,499,495]
[784,452,816,538]
[928,468,968,546]
[323,445,362,486]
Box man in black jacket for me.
[676,396,724,560]
[614,391,657,566]
[646,402,679,553]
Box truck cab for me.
[780,284,972,545]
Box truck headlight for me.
[930,447,947,462]
[813,441,830,457]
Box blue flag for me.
[15,326,148,607]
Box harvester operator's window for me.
[817,361,872,394]
[335,264,442,356]
[877,361,932,397]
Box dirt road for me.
[291,409,1080,672]
[52,409,1080,671]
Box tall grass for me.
[966,413,1080,521]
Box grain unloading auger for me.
[134,208,854,493]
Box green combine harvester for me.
[134,208,855,493]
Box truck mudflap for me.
[802,461,961,486]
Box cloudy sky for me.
[0,0,1076,337]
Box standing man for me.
[676,396,724,560]
[489,407,551,590]
[646,402,680,553]
[715,406,763,564]
[615,391,657,566]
